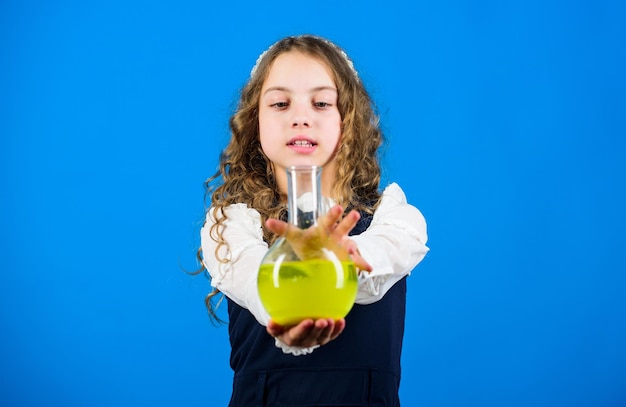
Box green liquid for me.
[258,259,358,326]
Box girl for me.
[199,35,428,406]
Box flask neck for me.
[286,166,324,229]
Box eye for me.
[314,101,332,109]
[270,101,289,109]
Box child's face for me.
[258,51,342,193]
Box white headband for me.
[250,36,359,81]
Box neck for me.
[275,164,337,203]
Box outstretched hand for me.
[267,318,346,348]
[265,205,373,272]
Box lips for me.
[287,137,317,152]
[290,140,315,147]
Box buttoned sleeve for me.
[351,183,429,304]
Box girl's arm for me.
[350,183,429,304]
[200,204,270,324]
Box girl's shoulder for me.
[206,203,263,232]
[373,182,427,239]
[379,182,407,204]
[208,202,261,217]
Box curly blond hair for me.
[197,35,384,320]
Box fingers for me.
[267,208,371,271]
[342,236,373,272]
[319,209,372,271]
[268,318,346,347]
[268,207,359,240]
[318,205,344,231]
[329,318,346,339]
[266,319,290,337]
[266,218,289,237]
[333,210,360,236]
[351,252,373,273]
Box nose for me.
[291,103,310,128]
[292,118,310,128]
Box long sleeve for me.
[200,204,271,326]
[351,183,429,304]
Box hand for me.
[266,205,373,272]
[267,318,346,348]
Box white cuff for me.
[274,338,320,356]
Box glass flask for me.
[257,165,358,326]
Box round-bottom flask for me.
[257,166,358,326]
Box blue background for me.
[2,1,625,406]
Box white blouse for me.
[200,183,429,354]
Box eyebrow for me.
[262,86,337,95]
